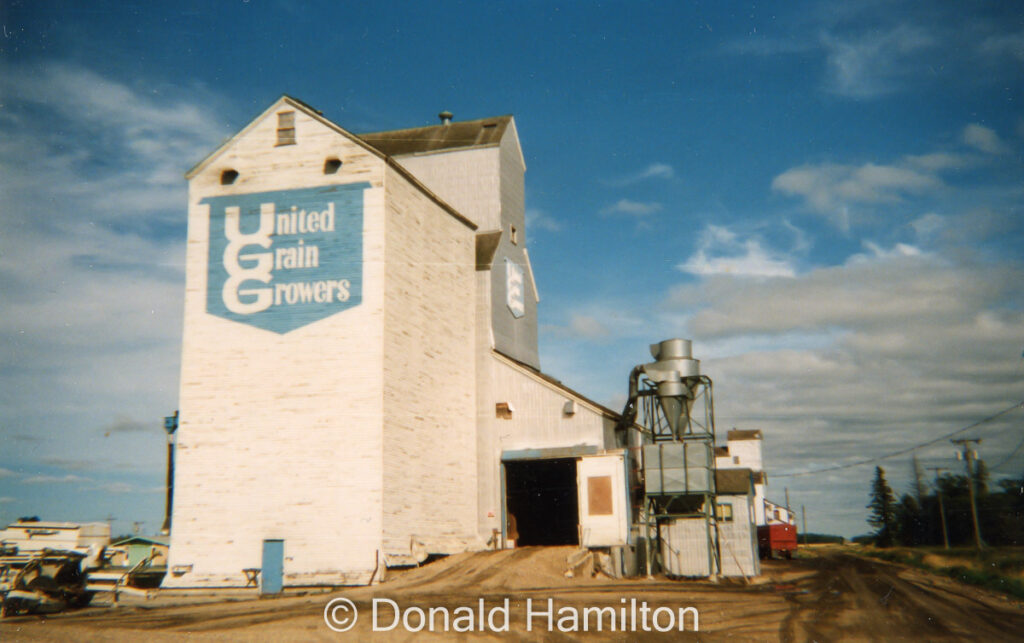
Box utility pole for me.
[951,439,984,552]
[785,487,791,512]
[161,411,179,536]
[801,505,807,545]
[927,467,950,550]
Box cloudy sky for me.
[1,1,1021,538]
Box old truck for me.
[757,523,798,559]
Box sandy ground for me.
[3,546,1024,641]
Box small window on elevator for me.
[276,111,296,146]
[509,224,518,245]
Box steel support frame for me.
[633,375,720,578]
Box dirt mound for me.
[379,546,594,594]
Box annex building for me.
[164,97,632,589]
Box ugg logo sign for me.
[204,183,370,333]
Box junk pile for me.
[0,519,165,617]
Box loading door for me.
[504,458,579,546]
[577,454,629,547]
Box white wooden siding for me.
[393,147,501,230]
[474,352,617,539]
[167,102,388,587]
[381,164,479,560]
[717,495,761,577]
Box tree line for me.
[867,459,1024,547]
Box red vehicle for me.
[757,523,798,559]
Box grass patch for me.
[856,547,1024,601]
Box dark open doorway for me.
[504,458,579,546]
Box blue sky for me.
[1,1,1022,538]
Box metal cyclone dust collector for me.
[645,339,701,439]
[616,338,720,578]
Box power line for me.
[774,400,1024,478]
[991,432,1024,472]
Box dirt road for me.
[3,547,1024,641]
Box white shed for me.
[714,469,761,578]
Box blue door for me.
[261,539,284,594]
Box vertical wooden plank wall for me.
[381,165,479,560]
[168,103,388,587]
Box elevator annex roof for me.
[359,116,513,157]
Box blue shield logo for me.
[204,183,371,333]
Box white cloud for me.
[0,62,229,227]
[903,152,970,172]
[962,123,1010,155]
[678,225,796,278]
[672,247,1006,338]
[609,163,674,186]
[663,247,1024,535]
[543,307,645,343]
[600,199,663,216]
[908,209,1017,250]
[910,213,945,241]
[21,474,91,485]
[525,208,561,232]
[772,161,943,228]
[821,26,935,98]
[857,240,921,260]
[980,30,1024,62]
[635,163,674,181]
[95,482,136,494]
[0,468,16,479]
[0,62,225,488]
[568,315,610,339]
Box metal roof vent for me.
[439,110,453,125]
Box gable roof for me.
[359,116,513,157]
[184,95,476,231]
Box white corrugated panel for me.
[659,519,713,577]
[716,496,760,577]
